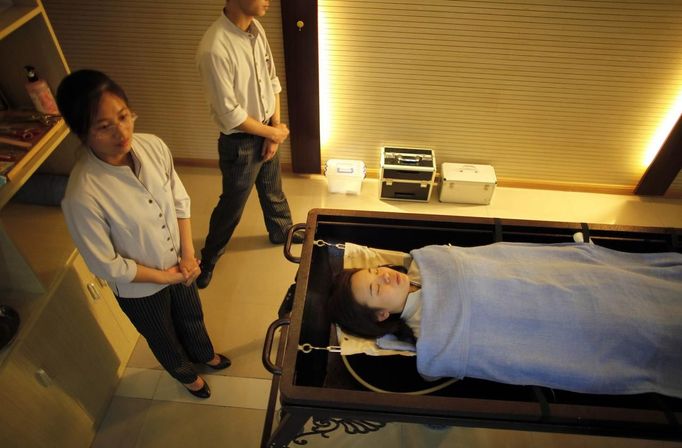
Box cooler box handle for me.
[336,166,354,174]
[458,164,479,173]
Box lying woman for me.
[327,242,682,398]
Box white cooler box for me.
[440,163,497,204]
[325,159,366,194]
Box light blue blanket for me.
[411,243,682,397]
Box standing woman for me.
[57,69,229,398]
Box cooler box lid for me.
[442,163,497,184]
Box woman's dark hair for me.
[56,69,129,140]
[327,266,416,344]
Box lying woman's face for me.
[350,267,411,321]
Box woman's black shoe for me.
[206,354,231,370]
[184,377,211,399]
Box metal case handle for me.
[397,154,422,164]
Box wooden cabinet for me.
[0,0,70,209]
[0,2,137,446]
[0,346,94,448]
[69,254,139,366]
[0,252,137,448]
[0,4,136,446]
[0,0,72,292]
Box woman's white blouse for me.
[61,133,190,298]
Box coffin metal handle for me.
[283,223,306,263]
[262,317,291,375]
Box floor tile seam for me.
[117,367,272,403]
[144,370,272,409]
[150,367,163,400]
[121,365,273,380]
[131,397,155,448]
[114,366,162,399]
[122,366,272,383]
[147,396,270,412]
[200,371,273,383]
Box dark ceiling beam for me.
[635,114,682,195]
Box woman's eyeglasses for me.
[91,111,138,139]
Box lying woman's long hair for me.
[326,266,416,344]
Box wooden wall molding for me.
[281,0,321,174]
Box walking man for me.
[196,0,300,289]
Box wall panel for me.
[42,0,290,163]
[319,0,682,190]
[41,0,682,192]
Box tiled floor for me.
[92,166,682,448]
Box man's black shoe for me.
[196,264,214,289]
[269,229,305,245]
[291,230,305,244]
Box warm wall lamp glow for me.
[642,88,682,168]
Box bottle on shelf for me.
[24,65,59,115]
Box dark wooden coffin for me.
[261,209,682,447]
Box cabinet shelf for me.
[0,119,69,209]
[1,1,71,210]
[0,120,69,210]
[0,4,40,41]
